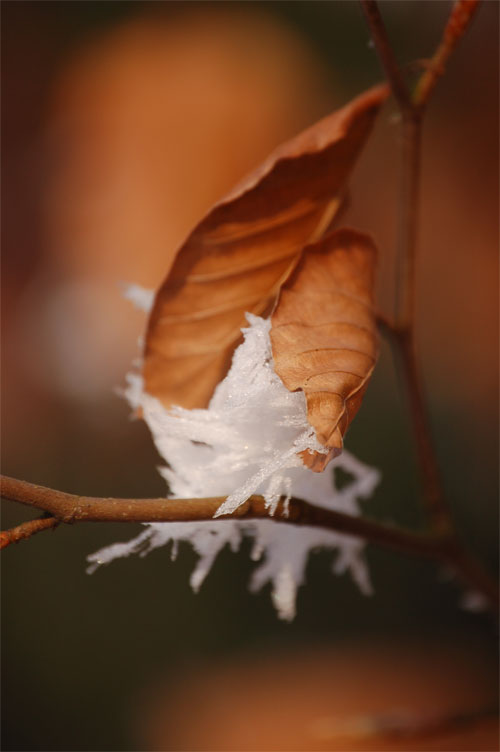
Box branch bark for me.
[413,0,480,109]
[359,0,412,114]
[0,514,59,548]
[1,475,497,607]
[361,0,481,534]
[0,474,443,556]
[361,1,498,623]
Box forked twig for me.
[0,474,445,556]
[1,474,498,607]
[361,0,481,535]
[362,0,498,619]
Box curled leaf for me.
[144,85,387,409]
[270,229,378,472]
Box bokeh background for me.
[2,1,498,750]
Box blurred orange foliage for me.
[33,6,334,400]
[136,641,498,751]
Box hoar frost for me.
[88,297,380,620]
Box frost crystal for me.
[121,282,155,313]
[88,311,380,620]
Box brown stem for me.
[1,475,498,607]
[393,326,452,533]
[0,514,59,548]
[377,316,454,532]
[365,1,470,535]
[359,0,412,114]
[0,474,443,556]
[413,0,480,109]
[365,0,498,617]
[395,112,421,330]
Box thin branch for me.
[0,474,444,557]
[359,0,412,114]
[364,0,449,531]
[365,1,498,622]
[0,514,59,549]
[394,109,421,330]
[364,1,479,535]
[391,327,453,534]
[413,0,480,109]
[376,321,455,532]
[1,475,498,607]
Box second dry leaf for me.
[270,228,378,472]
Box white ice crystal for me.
[121,282,155,313]
[88,307,380,620]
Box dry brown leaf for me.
[144,85,387,408]
[270,228,378,472]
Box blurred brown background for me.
[1,2,498,750]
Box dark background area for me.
[2,2,498,750]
